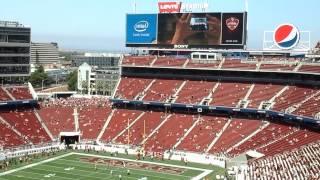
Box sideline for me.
[0,152,73,176]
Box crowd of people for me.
[41,96,110,108]
[0,146,60,171]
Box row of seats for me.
[0,87,11,101]
[0,110,51,147]
[293,93,320,117]
[229,122,293,156]
[114,111,164,145]
[122,55,155,66]
[272,86,316,112]
[247,84,283,108]
[153,57,187,67]
[210,82,251,107]
[177,116,228,153]
[142,79,182,102]
[78,106,112,140]
[299,65,320,73]
[0,86,32,101]
[38,98,112,140]
[100,109,143,143]
[256,129,320,157]
[38,107,75,138]
[246,141,320,179]
[175,81,216,105]
[0,122,26,148]
[259,63,296,71]
[122,55,320,74]
[116,77,320,118]
[144,114,196,152]
[93,108,319,160]
[208,118,262,154]
[6,87,33,100]
[222,60,257,70]
[114,77,152,100]
[1,102,319,166]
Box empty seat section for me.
[144,114,195,152]
[78,107,111,140]
[153,57,186,67]
[229,122,293,156]
[273,86,315,111]
[259,64,295,71]
[0,87,11,101]
[38,107,75,138]
[299,65,320,74]
[176,81,215,104]
[0,110,51,144]
[186,62,220,68]
[222,59,256,69]
[0,122,25,148]
[247,84,283,108]
[122,56,154,66]
[293,93,320,117]
[209,118,261,154]
[100,109,143,142]
[6,87,32,100]
[257,129,320,157]
[210,82,251,107]
[177,116,228,152]
[115,111,163,145]
[115,77,152,100]
[143,79,183,102]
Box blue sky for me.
[1,0,319,51]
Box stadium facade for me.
[0,21,31,82]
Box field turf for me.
[0,151,225,180]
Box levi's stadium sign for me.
[158,2,181,13]
[158,2,209,13]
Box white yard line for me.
[30,166,104,180]
[192,170,213,180]
[0,152,73,176]
[12,170,73,180]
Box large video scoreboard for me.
[126,12,247,49]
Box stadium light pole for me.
[133,0,137,14]
[127,118,130,146]
[143,118,146,149]
[245,0,249,50]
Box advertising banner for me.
[126,12,246,49]
[221,13,245,45]
[126,14,157,44]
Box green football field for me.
[0,152,225,180]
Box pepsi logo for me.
[274,24,300,50]
[134,21,149,32]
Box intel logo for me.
[134,21,149,32]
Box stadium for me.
[1,1,320,180]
